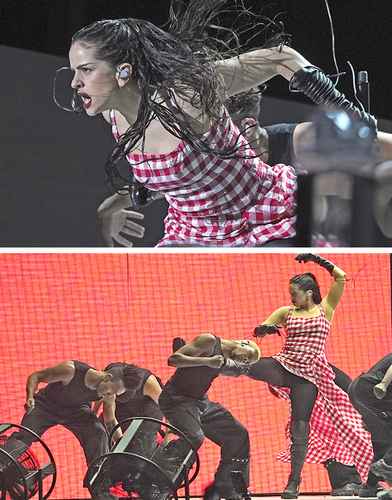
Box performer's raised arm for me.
[295,253,346,321]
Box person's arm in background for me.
[143,375,162,404]
[97,192,146,247]
[373,362,392,399]
[168,333,225,369]
[293,124,392,164]
[102,395,122,444]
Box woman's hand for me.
[373,382,388,399]
[253,325,281,338]
[295,253,318,264]
[295,254,335,275]
[97,193,145,247]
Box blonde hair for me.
[237,339,261,363]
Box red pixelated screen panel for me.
[0,253,390,498]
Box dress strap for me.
[318,305,327,317]
[285,307,295,322]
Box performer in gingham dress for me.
[67,0,319,247]
[109,108,296,246]
[246,254,373,498]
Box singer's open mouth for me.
[78,92,92,109]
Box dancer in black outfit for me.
[349,353,392,496]
[92,362,164,497]
[95,362,163,442]
[0,360,127,500]
[159,334,260,500]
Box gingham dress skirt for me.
[270,309,373,480]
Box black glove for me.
[295,253,335,275]
[253,325,280,337]
[289,66,377,135]
[172,337,186,352]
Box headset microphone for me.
[71,91,84,114]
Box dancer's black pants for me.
[349,375,392,485]
[247,359,361,487]
[159,390,249,498]
[3,399,108,491]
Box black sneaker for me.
[377,489,392,500]
[203,483,221,500]
[358,483,380,498]
[370,459,392,482]
[91,491,119,500]
[331,482,362,496]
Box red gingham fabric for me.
[110,110,297,246]
[270,308,373,481]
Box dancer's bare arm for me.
[322,263,346,321]
[168,333,224,369]
[253,306,289,338]
[216,45,312,97]
[143,375,162,404]
[374,363,392,399]
[25,361,75,413]
[102,395,122,443]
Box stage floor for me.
[175,496,386,500]
[55,496,380,500]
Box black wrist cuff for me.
[314,256,335,275]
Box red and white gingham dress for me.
[270,308,373,480]
[110,110,297,246]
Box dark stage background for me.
[2,0,392,121]
[1,1,392,246]
[2,0,391,121]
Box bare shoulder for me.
[47,360,75,373]
[63,360,75,370]
[277,306,291,319]
[56,360,76,377]
[102,110,111,124]
[292,122,313,155]
[194,333,216,346]
[293,121,313,137]
[34,360,75,384]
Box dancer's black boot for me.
[282,420,309,499]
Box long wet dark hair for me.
[72,0,290,192]
[290,272,322,304]
[225,86,265,119]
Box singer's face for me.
[69,42,117,116]
[289,283,310,308]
